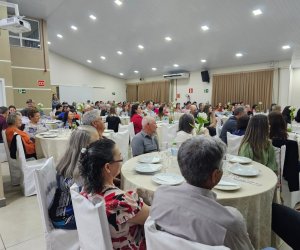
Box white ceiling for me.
[6,0,300,79]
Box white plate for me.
[39,132,52,136]
[152,173,184,185]
[138,156,161,164]
[42,134,58,138]
[49,129,59,133]
[228,163,259,177]
[135,164,162,174]
[214,180,241,191]
[227,155,252,164]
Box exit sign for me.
[204,89,209,93]
[37,80,45,87]
[18,89,26,94]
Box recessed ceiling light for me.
[253,9,263,16]
[282,45,291,50]
[57,34,63,38]
[87,59,92,63]
[138,45,144,50]
[134,70,139,74]
[71,25,78,31]
[201,25,209,31]
[89,15,97,20]
[201,59,207,63]
[119,73,124,76]
[235,53,243,57]
[47,41,51,45]
[117,50,123,55]
[165,36,172,41]
[173,64,179,67]
[152,67,157,71]
[114,0,123,6]
[100,56,106,60]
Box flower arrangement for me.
[76,103,84,113]
[290,106,296,121]
[190,112,209,135]
[37,103,44,114]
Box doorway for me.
[0,78,6,106]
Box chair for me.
[15,134,48,196]
[70,183,113,250]
[2,130,21,185]
[167,124,178,144]
[34,157,79,250]
[128,122,135,142]
[144,217,230,250]
[216,117,222,137]
[111,130,129,161]
[226,132,244,155]
[0,143,7,163]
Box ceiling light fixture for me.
[165,36,172,41]
[47,41,51,45]
[89,14,97,20]
[134,70,139,74]
[282,45,291,50]
[71,25,78,31]
[201,59,207,63]
[253,9,263,16]
[138,45,144,49]
[87,59,92,63]
[119,73,124,76]
[57,34,63,38]
[152,67,157,71]
[236,53,243,57]
[201,25,209,31]
[117,50,123,55]
[173,64,179,67]
[114,0,123,6]
[100,56,106,60]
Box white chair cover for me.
[144,217,230,250]
[15,134,48,196]
[70,184,113,250]
[2,130,21,185]
[167,124,178,144]
[111,130,129,161]
[34,157,79,250]
[0,143,7,163]
[216,117,222,137]
[128,122,135,142]
[227,132,244,156]
[118,124,129,133]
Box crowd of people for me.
[1,96,300,249]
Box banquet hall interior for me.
[1,0,300,249]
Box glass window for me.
[9,18,40,49]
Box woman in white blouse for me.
[175,114,195,146]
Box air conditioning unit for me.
[163,72,190,79]
[0,16,31,33]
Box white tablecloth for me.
[121,152,277,249]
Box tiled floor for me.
[0,161,293,250]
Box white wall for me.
[290,68,300,107]
[49,52,126,102]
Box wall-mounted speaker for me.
[201,70,210,83]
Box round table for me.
[36,130,113,165]
[121,152,278,249]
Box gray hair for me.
[7,113,21,126]
[56,125,98,180]
[142,116,155,128]
[234,106,245,116]
[82,110,100,126]
[178,136,226,187]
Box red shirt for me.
[131,114,143,134]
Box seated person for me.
[79,139,149,249]
[55,104,63,116]
[0,106,8,143]
[62,111,79,129]
[131,116,159,157]
[57,105,70,120]
[82,109,105,138]
[239,115,277,172]
[49,126,99,229]
[174,114,194,146]
[150,136,253,250]
[232,114,249,136]
[295,108,300,123]
[20,99,35,117]
[6,113,36,158]
[8,105,16,114]
[24,108,47,139]
[106,107,121,132]
[130,104,143,134]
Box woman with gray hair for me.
[150,136,253,249]
[49,125,99,229]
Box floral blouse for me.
[81,185,146,250]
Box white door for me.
[0,78,6,106]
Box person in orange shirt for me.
[6,113,36,157]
